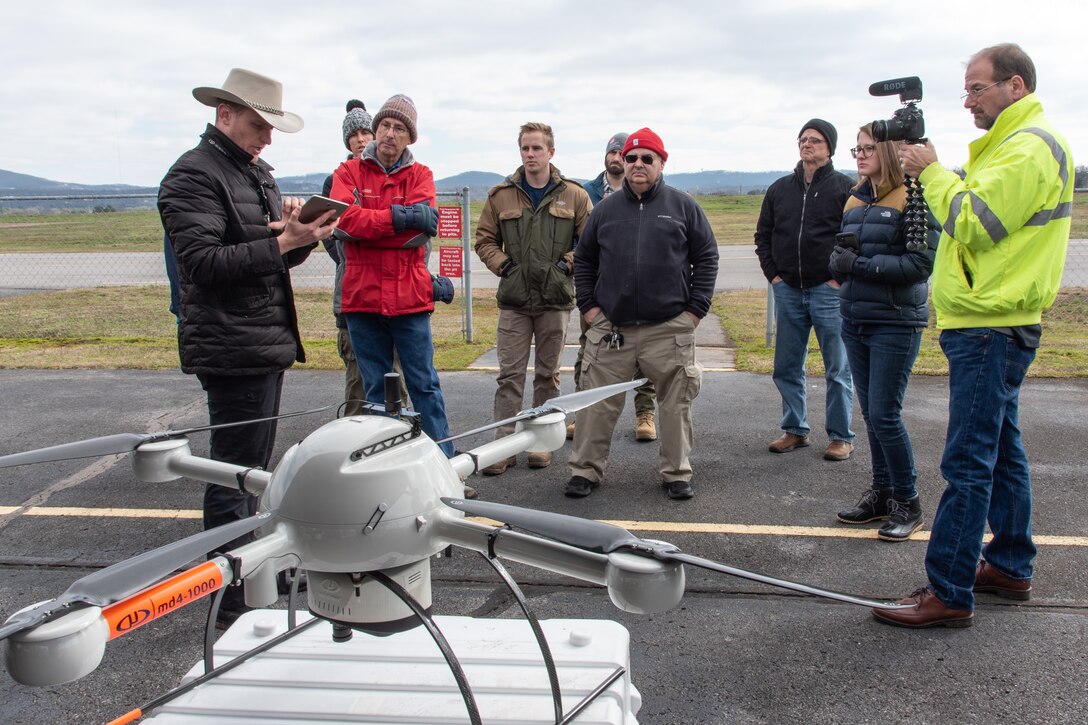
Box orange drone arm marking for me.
[105,708,142,725]
[102,560,224,640]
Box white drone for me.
[1,376,906,723]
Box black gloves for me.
[431,274,454,304]
[829,245,859,277]
[390,203,438,237]
[499,259,519,278]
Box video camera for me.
[868,76,925,144]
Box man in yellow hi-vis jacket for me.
[874,43,1073,629]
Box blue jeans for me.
[925,328,1036,610]
[841,325,921,499]
[345,312,454,458]
[771,281,853,441]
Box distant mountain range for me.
[0,166,800,212]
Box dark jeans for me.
[841,325,922,499]
[925,329,1036,610]
[196,371,284,611]
[345,312,454,457]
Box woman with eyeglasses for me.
[830,124,939,542]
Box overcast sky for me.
[2,0,1084,187]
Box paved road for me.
[3,240,1087,296]
[1,369,1085,723]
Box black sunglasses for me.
[624,153,656,165]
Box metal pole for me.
[462,186,473,343]
[765,282,775,348]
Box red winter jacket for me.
[330,146,436,315]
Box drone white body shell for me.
[266,415,461,572]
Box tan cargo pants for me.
[569,312,703,484]
[493,307,569,436]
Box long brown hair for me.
[857,123,905,202]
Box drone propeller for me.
[442,498,910,610]
[0,403,341,469]
[0,510,275,642]
[438,379,646,445]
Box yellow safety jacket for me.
[920,94,1073,329]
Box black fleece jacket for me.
[754,161,853,288]
[574,178,719,326]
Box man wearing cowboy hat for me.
[158,68,338,628]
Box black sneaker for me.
[878,496,923,542]
[837,487,893,524]
[664,480,694,500]
[564,475,599,498]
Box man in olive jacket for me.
[158,69,337,626]
[474,122,591,475]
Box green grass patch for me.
[714,287,1088,378]
[4,192,1086,252]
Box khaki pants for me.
[574,313,658,416]
[570,313,702,483]
[494,308,569,436]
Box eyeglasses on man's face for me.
[960,78,1010,101]
[624,153,656,165]
[797,136,826,147]
[850,144,877,159]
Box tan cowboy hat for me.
[192,68,304,133]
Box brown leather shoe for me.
[974,560,1032,600]
[565,420,575,440]
[871,587,973,628]
[768,432,809,453]
[481,456,516,476]
[635,413,657,441]
[527,451,552,469]
[823,440,853,461]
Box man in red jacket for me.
[329,94,454,457]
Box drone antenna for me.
[384,373,403,415]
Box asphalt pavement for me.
[1,366,1085,724]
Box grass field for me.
[0,284,1083,378]
[1,193,1084,377]
[10,192,1083,252]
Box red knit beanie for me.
[622,127,668,162]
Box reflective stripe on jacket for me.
[921,94,1073,329]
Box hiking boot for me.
[823,440,853,461]
[769,432,809,453]
[878,495,923,542]
[527,451,552,469]
[566,420,576,439]
[837,487,893,524]
[481,456,516,476]
[635,413,657,441]
[564,475,599,498]
[463,485,479,500]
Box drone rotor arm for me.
[438,379,646,445]
[643,548,912,610]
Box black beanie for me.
[799,118,838,155]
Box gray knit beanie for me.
[799,118,838,155]
[605,132,629,153]
[342,99,373,149]
[372,94,418,143]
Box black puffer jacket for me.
[835,180,938,329]
[754,161,854,288]
[158,124,312,375]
